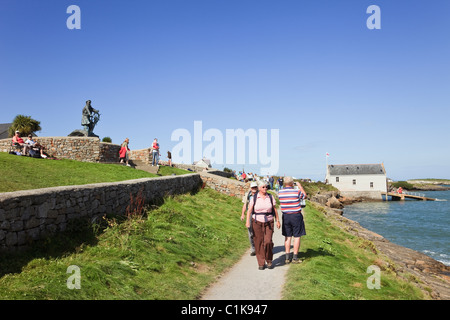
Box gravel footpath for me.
[201,224,291,300]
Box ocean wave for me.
[422,250,450,266]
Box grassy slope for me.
[0,188,248,299]
[283,202,425,300]
[0,191,426,300]
[0,153,190,193]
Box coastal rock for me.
[311,191,340,207]
[326,196,343,209]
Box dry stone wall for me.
[0,137,154,164]
[0,137,121,163]
[128,148,152,164]
[0,174,202,251]
[200,171,249,199]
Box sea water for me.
[343,189,450,266]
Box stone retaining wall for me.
[129,148,152,164]
[200,171,249,199]
[0,174,202,251]
[0,137,121,163]
[0,137,156,164]
[99,142,121,163]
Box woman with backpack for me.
[245,181,281,270]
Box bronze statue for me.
[68,100,101,137]
[82,100,100,134]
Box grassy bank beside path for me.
[0,188,248,299]
[283,202,426,300]
[0,188,427,300]
[0,153,189,193]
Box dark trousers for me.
[252,219,274,267]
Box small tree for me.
[102,137,112,143]
[9,115,41,137]
[392,181,414,190]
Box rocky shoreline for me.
[411,185,450,191]
[309,191,450,300]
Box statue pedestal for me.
[68,129,99,138]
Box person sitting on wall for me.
[25,135,47,158]
[12,130,26,154]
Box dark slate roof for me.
[328,164,386,175]
[0,123,12,139]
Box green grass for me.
[0,188,248,300]
[299,180,339,197]
[0,191,428,300]
[408,178,450,182]
[157,165,191,176]
[0,153,189,193]
[282,202,426,300]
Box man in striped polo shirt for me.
[278,176,307,264]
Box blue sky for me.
[1,0,449,180]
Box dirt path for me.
[201,224,290,300]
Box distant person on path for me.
[119,138,131,166]
[278,177,307,264]
[241,181,259,256]
[269,176,274,190]
[152,138,160,166]
[278,177,283,190]
[167,150,172,167]
[246,181,281,270]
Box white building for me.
[193,158,212,168]
[325,164,387,199]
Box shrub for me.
[9,115,41,137]
[392,181,414,190]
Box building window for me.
[370,182,374,188]
[353,179,356,185]
[336,177,339,182]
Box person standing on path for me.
[119,138,131,166]
[278,177,283,190]
[151,138,160,166]
[241,181,258,256]
[246,181,281,270]
[278,177,307,264]
[167,150,172,167]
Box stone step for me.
[102,160,159,174]
[134,165,159,174]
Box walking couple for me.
[241,177,307,270]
